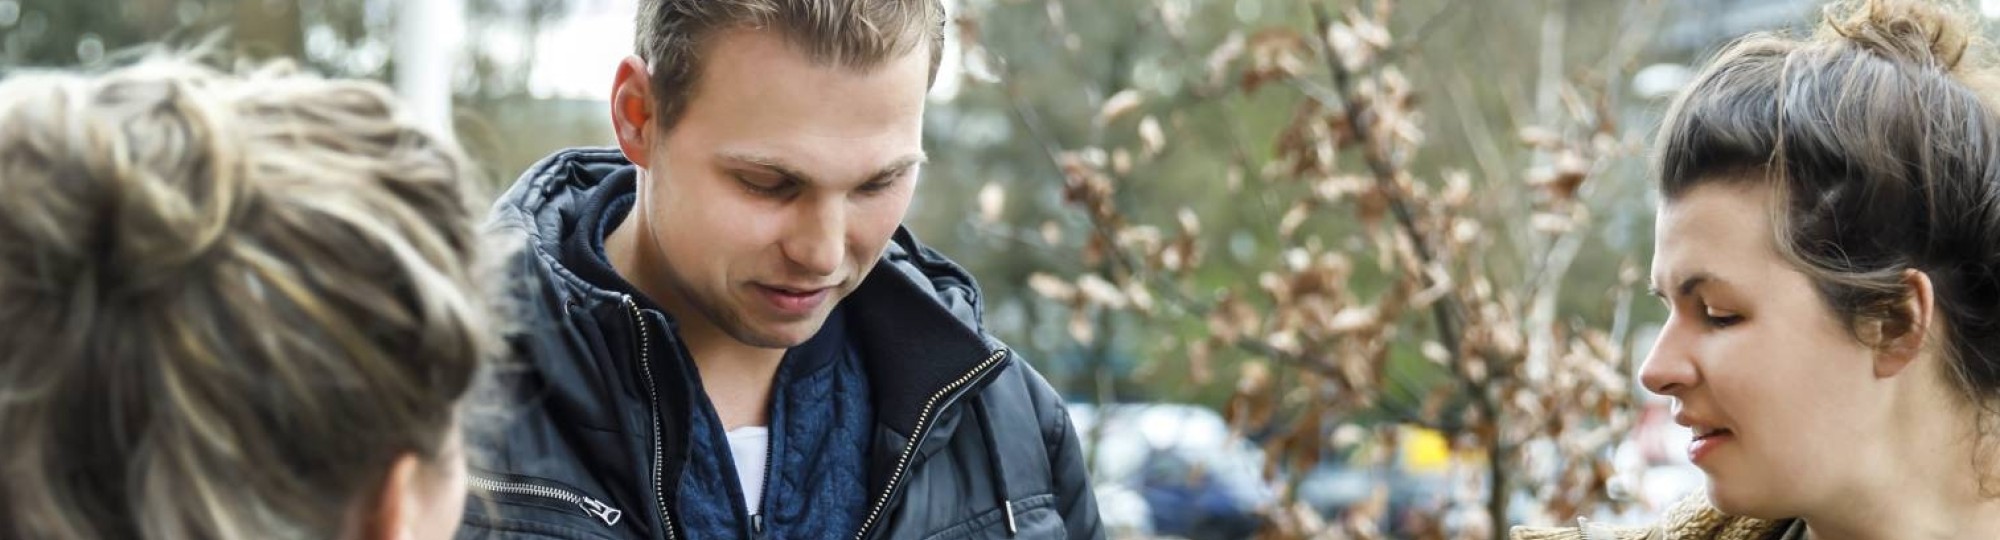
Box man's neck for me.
[679,322,785,430]
[606,209,785,431]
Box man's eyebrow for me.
[719,152,928,186]
[720,153,815,184]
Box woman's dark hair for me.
[1657,0,2000,413]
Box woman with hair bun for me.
[0,57,501,540]
[1517,0,2000,538]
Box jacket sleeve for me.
[1017,355,1106,540]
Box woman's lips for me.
[1689,428,1734,463]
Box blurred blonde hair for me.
[0,56,502,538]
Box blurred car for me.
[1294,425,1452,535]
[1066,402,1276,539]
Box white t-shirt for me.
[725,426,770,516]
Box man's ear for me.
[1874,269,1936,379]
[356,453,425,540]
[611,55,656,170]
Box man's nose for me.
[781,197,845,277]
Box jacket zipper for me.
[752,423,774,540]
[469,475,623,526]
[851,348,1010,540]
[626,296,679,540]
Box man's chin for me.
[725,318,826,349]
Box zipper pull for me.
[752,514,766,540]
[1002,500,1017,536]
[579,497,623,526]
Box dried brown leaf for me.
[1325,21,1371,72]
[1452,220,1482,245]
[1266,329,1302,356]
[1328,306,1378,334]
[1279,201,1313,238]
[1442,169,1473,208]
[1519,125,1561,149]
[1162,243,1187,273]
[1541,149,1590,200]
[1205,31,1247,89]
[1138,115,1166,158]
[1421,340,1450,365]
[1026,273,1076,302]
[1115,226,1162,253]
[1313,174,1370,203]
[1356,187,1389,226]
[1239,360,1272,395]
[976,182,1005,223]
[1076,273,1128,309]
[1096,89,1143,126]
[1068,307,1094,345]
[1176,207,1201,236]
[1352,6,1392,47]
[1242,28,1308,94]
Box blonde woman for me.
[0,58,500,539]
[1516,0,2000,538]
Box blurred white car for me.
[1066,403,1276,539]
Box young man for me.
[462,2,1103,539]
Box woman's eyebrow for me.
[1648,271,1717,299]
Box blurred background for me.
[13,0,1984,538]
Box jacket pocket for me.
[457,472,631,540]
[919,493,1064,540]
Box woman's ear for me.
[1874,269,1936,379]
[354,453,426,540]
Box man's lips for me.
[759,284,835,295]
[755,283,834,315]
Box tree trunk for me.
[395,0,463,145]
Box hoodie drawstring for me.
[971,395,1018,536]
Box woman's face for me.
[1641,182,1892,519]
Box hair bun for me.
[1823,0,1983,73]
[0,64,251,301]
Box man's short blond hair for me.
[635,0,946,130]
